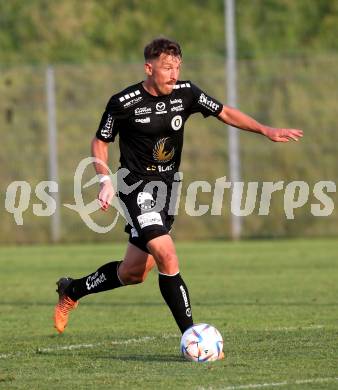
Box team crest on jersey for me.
[153,138,175,163]
[171,115,183,131]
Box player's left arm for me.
[218,105,303,142]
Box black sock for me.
[158,272,193,334]
[66,261,123,301]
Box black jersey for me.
[96,81,222,183]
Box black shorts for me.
[118,180,176,253]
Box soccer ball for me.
[180,323,224,362]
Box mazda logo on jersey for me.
[156,102,166,111]
[155,102,167,114]
[153,138,175,163]
[171,115,183,131]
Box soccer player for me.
[54,38,303,334]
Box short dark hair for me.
[144,37,182,61]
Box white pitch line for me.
[0,325,328,360]
[0,352,23,359]
[266,325,324,332]
[220,377,338,390]
[225,325,326,333]
[38,342,105,353]
[37,335,161,353]
[0,334,180,359]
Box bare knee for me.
[123,271,146,285]
[118,260,154,285]
[155,250,178,273]
[147,236,179,275]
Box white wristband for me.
[99,175,111,184]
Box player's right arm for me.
[91,137,114,211]
[93,93,126,211]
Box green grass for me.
[0,239,337,389]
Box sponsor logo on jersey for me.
[173,82,191,89]
[137,212,163,229]
[198,93,220,112]
[146,162,175,172]
[100,113,114,139]
[153,137,175,163]
[119,89,141,102]
[86,271,107,291]
[171,104,184,112]
[170,98,182,105]
[156,102,167,114]
[137,192,156,211]
[123,96,143,108]
[159,163,175,172]
[135,106,152,115]
[171,115,183,131]
[135,117,150,124]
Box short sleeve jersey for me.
[96,81,222,183]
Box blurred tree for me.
[1,0,337,65]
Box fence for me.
[1,55,337,244]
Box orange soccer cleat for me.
[53,277,78,334]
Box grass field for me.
[0,239,337,389]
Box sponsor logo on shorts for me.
[135,106,152,115]
[130,227,139,238]
[135,117,150,124]
[137,211,163,229]
[171,115,183,131]
[86,271,107,291]
[198,93,219,112]
[137,192,156,211]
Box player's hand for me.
[264,127,303,142]
[98,181,115,211]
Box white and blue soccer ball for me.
[180,323,224,362]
